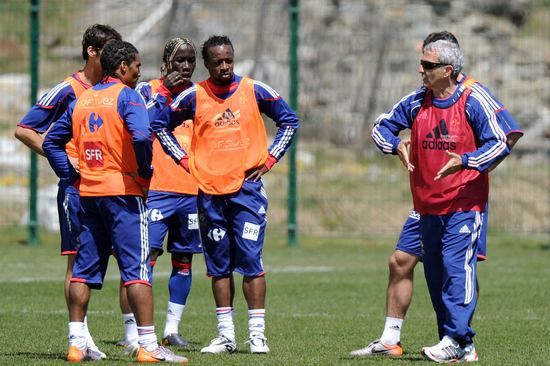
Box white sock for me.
[164,302,185,337]
[248,309,266,338]
[83,316,96,346]
[380,317,403,345]
[137,325,158,352]
[123,313,138,343]
[216,307,235,340]
[68,322,87,349]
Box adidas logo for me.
[258,205,266,214]
[389,325,401,330]
[422,118,457,151]
[459,225,471,234]
[214,108,240,127]
[426,118,449,139]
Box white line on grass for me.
[0,266,336,283]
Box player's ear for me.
[120,60,128,74]
[445,65,454,78]
[87,46,98,59]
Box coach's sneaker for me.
[200,335,237,354]
[162,334,190,347]
[421,336,466,363]
[136,345,188,364]
[245,334,270,354]
[350,339,404,357]
[67,345,104,362]
[464,343,479,362]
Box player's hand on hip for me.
[68,156,80,173]
[397,139,414,172]
[435,150,462,180]
[245,165,269,182]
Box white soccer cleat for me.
[464,343,479,362]
[421,336,466,363]
[86,338,106,359]
[115,339,139,356]
[200,335,237,354]
[67,345,104,362]
[136,345,188,363]
[245,334,270,354]
[350,339,404,357]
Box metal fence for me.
[1,0,548,241]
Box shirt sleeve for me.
[463,89,511,171]
[119,87,153,180]
[150,87,196,164]
[471,82,523,138]
[42,101,78,182]
[371,88,425,154]
[135,81,152,103]
[18,81,76,133]
[254,80,300,161]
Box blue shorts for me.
[57,179,81,255]
[72,196,151,289]
[198,180,268,277]
[148,191,202,256]
[396,209,488,261]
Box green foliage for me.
[0,228,548,365]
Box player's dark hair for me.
[81,24,122,61]
[422,31,459,48]
[161,37,196,76]
[100,40,139,78]
[201,35,233,62]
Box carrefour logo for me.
[89,113,103,132]
[207,228,226,242]
[150,209,164,222]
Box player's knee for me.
[150,249,161,266]
[388,251,416,277]
[388,252,401,273]
[171,252,192,264]
[171,253,193,274]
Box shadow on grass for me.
[105,338,203,352]
[340,354,427,362]
[0,352,64,360]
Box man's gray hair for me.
[424,40,464,80]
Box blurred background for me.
[0,0,548,243]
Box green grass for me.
[0,229,548,365]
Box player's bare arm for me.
[14,126,45,156]
[397,139,414,172]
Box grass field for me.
[0,228,548,365]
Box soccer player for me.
[351,31,523,361]
[367,36,511,362]
[14,24,122,359]
[151,35,300,354]
[136,37,201,348]
[43,39,187,363]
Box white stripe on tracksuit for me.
[464,211,481,304]
[136,197,150,282]
[38,81,70,106]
